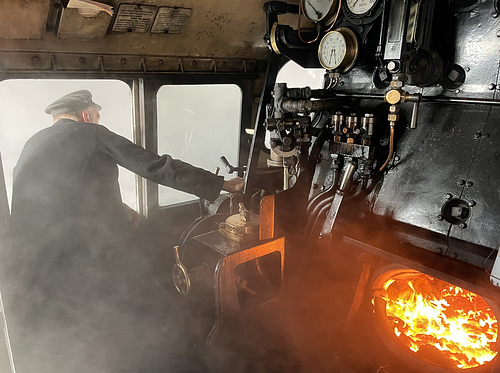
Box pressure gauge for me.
[345,0,378,15]
[318,28,358,71]
[301,0,338,24]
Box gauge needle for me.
[306,0,322,18]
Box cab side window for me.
[156,84,242,206]
[0,80,136,210]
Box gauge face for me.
[302,0,335,22]
[318,31,347,70]
[345,0,377,15]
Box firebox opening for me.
[234,251,282,311]
[372,269,498,370]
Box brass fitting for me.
[387,105,400,122]
[385,89,403,105]
[389,105,400,113]
[390,80,404,89]
[388,113,399,122]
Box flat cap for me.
[45,89,102,116]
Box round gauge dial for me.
[318,31,346,70]
[318,28,358,71]
[346,0,378,15]
[302,0,337,23]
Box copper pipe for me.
[378,124,395,172]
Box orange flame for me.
[380,273,498,369]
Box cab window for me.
[156,84,242,206]
[0,79,136,210]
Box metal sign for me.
[112,4,156,33]
[151,7,192,34]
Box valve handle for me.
[220,156,246,174]
[172,245,191,295]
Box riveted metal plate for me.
[53,54,101,71]
[101,55,143,71]
[144,56,181,72]
[0,52,52,71]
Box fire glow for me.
[380,272,498,369]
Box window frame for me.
[0,72,256,219]
[141,75,255,215]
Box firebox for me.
[372,269,498,370]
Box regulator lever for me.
[220,156,246,174]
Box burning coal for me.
[376,271,498,369]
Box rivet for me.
[468,200,476,207]
[120,58,127,64]
[79,57,86,64]
[158,59,163,65]
[458,179,466,186]
[489,83,496,90]
[437,215,443,221]
[459,222,467,229]
[445,193,453,200]
[466,181,473,187]
[31,56,39,63]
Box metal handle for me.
[339,161,356,194]
[172,246,191,295]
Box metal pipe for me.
[281,98,339,113]
[334,92,500,106]
[378,125,395,172]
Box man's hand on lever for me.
[222,177,244,193]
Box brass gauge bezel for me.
[318,27,359,72]
[345,0,379,17]
[301,0,339,24]
[270,22,281,55]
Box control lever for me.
[220,156,246,174]
[320,161,356,237]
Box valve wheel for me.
[172,245,191,295]
[172,263,191,295]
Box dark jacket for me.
[2,118,222,373]
[10,118,224,239]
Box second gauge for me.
[318,27,359,72]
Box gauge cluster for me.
[267,0,465,90]
[291,0,384,76]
